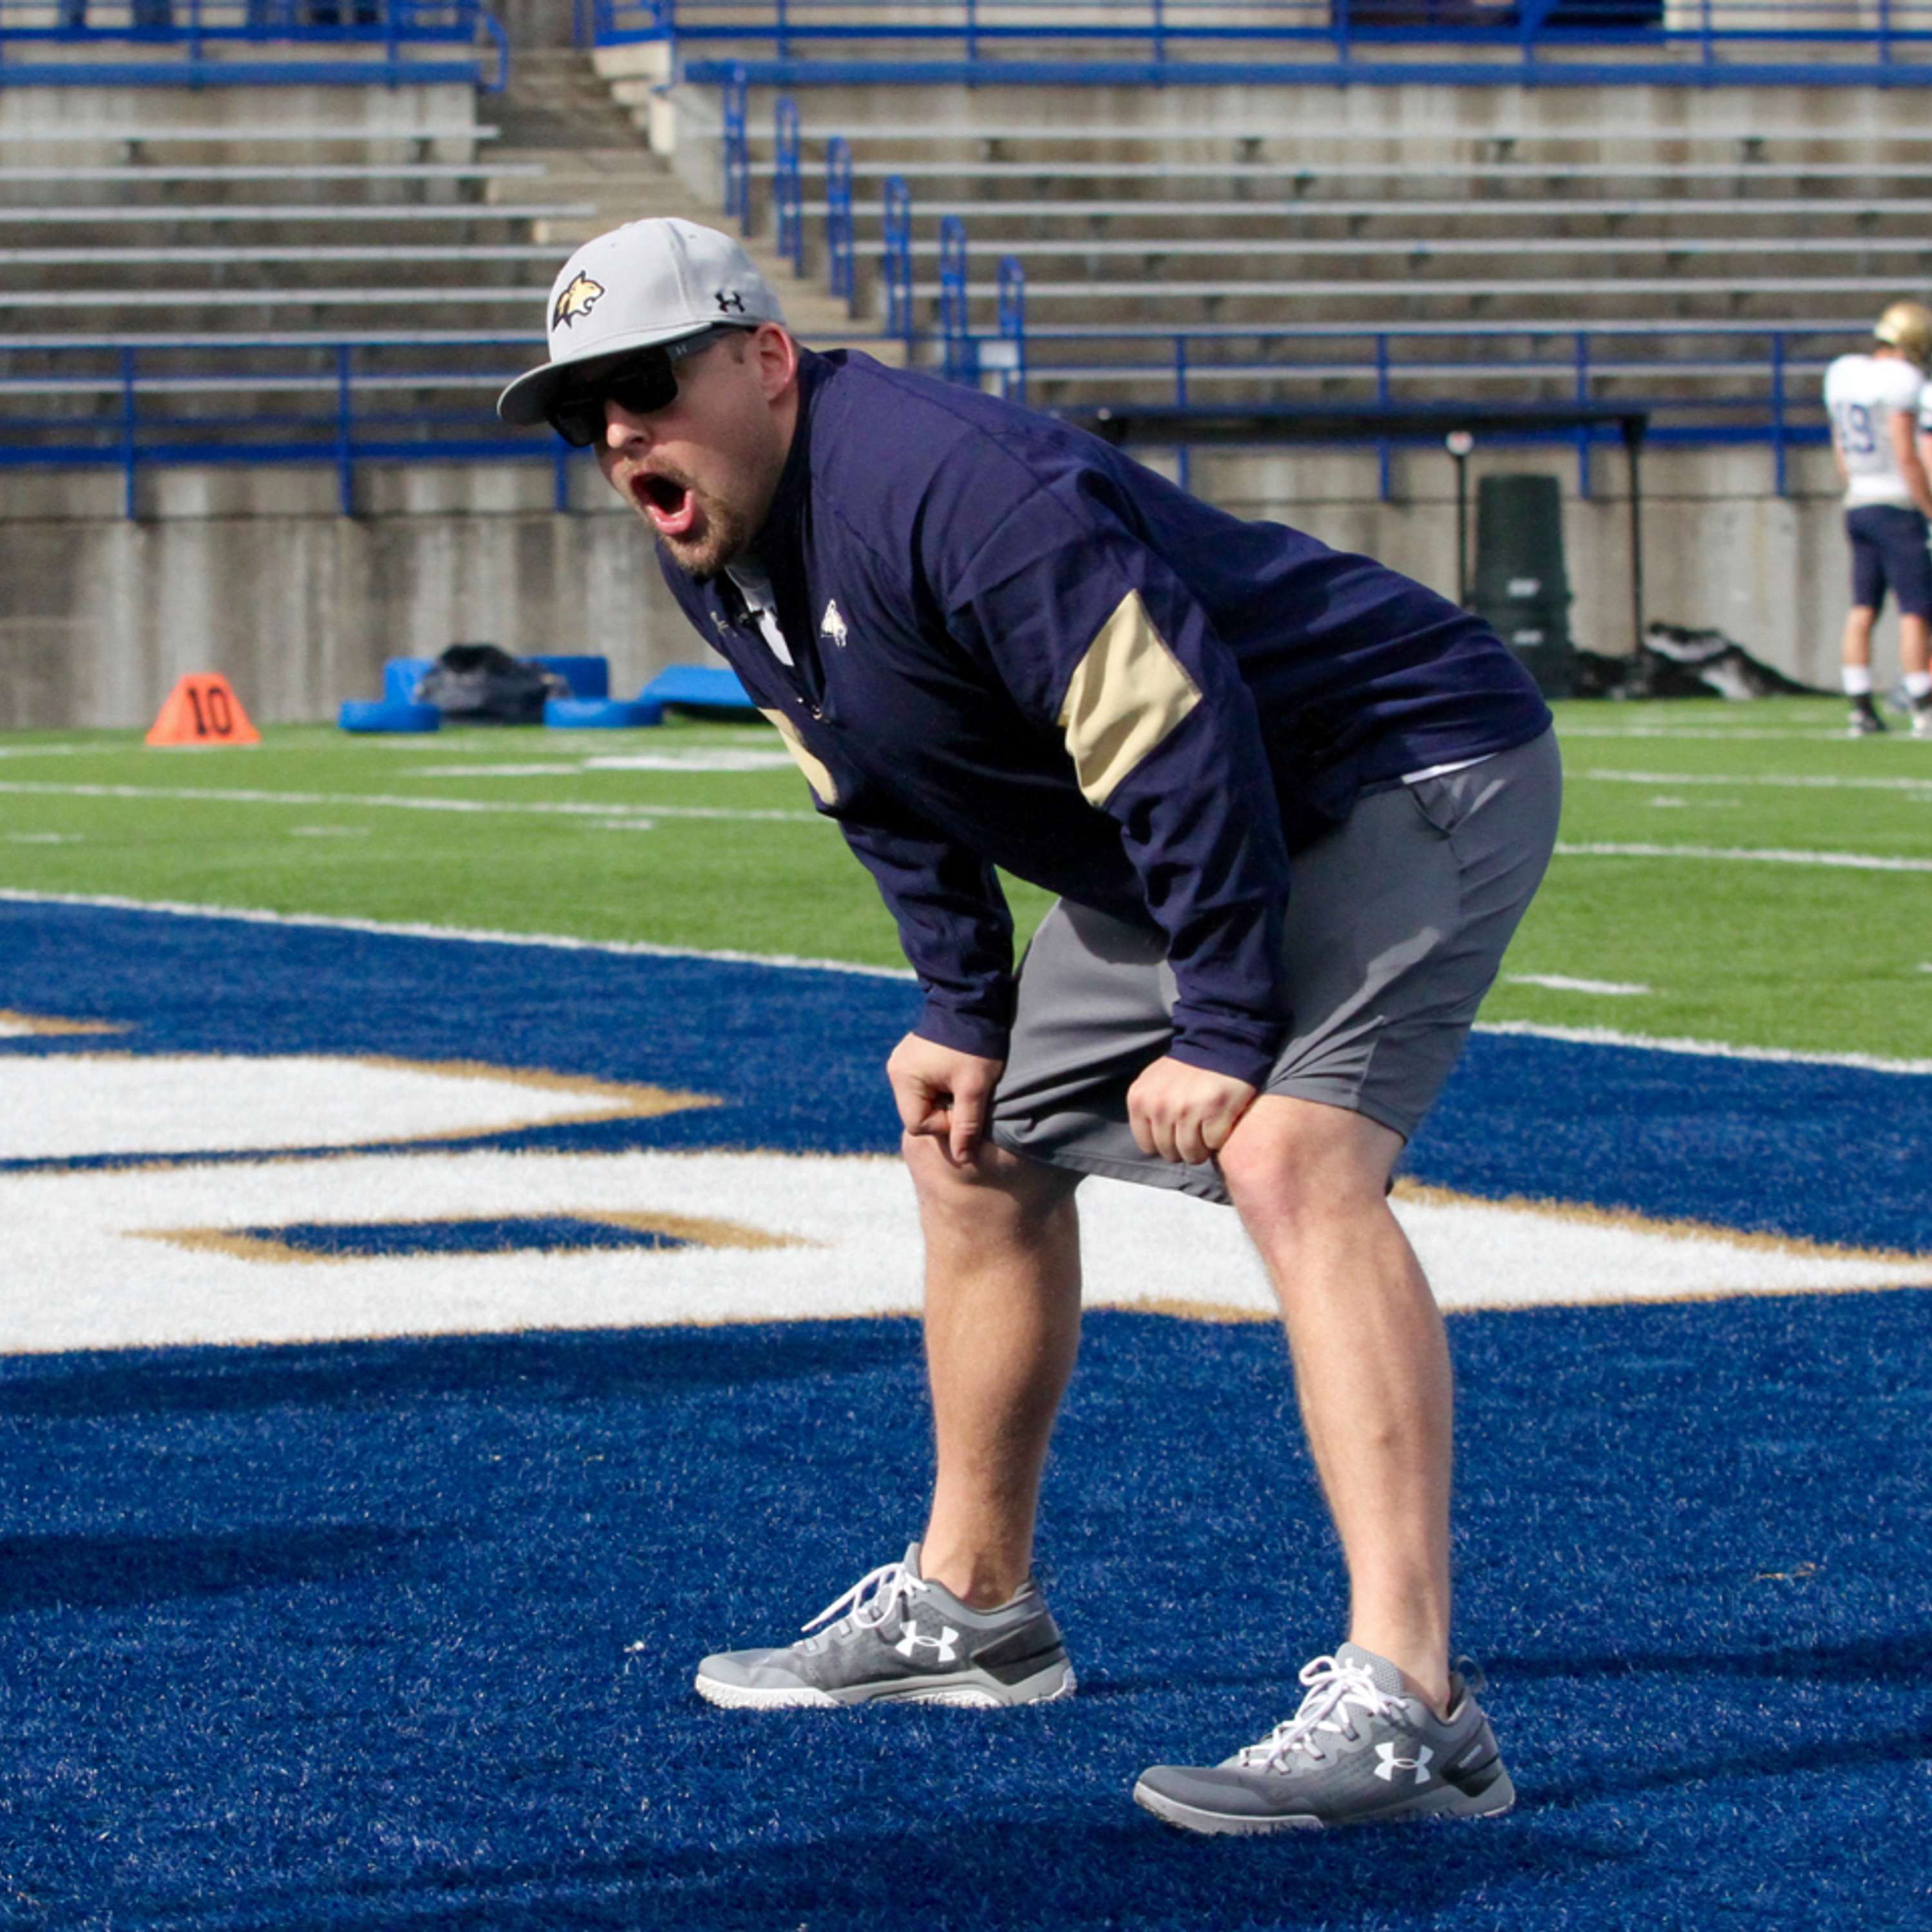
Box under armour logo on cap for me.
[716,290,747,314]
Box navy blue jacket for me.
[658,348,1550,1088]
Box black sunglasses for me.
[544,327,739,448]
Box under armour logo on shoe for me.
[1374,1742,1434,1785]
[893,1622,960,1666]
[820,600,849,649]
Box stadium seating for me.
[690,102,1932,425]
[0,51,889,468]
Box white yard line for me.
[1558,728,1850,741]
[1577,768,1932,794]
[1505,974,1651,996]
[0,781,820,827]
[1477,1019,1932,1075]
[1555,840,1932,873]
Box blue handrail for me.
[826,135,856,312]
[938,213,974,384]
[996,254,1027,403]
[881,173,914,343]
[721,65,750,229]
[774,94,804,274]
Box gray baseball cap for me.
[497,217,786,426]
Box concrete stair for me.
[492,52,900,362]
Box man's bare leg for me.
[1902,612,1929,677]
[1842,603,1877,673]
[1218,1095,1454,1714]
[906,1133,1083,1609]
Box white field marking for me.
[0,1054,711,1162]
[408,763,589,777]
[1555,841,1932,873]
[4,831,84,843]
[0,743,101,761]
[1558,728,1852,741]
[11,887,1932,1074]
[0,781,820,827]
[412,752,799,776]
[588,818,659,833]
[583,750,799,773]
[1578,768,1932,794]
[288,825,371,838]
[1505,974,1651,996]
[0,888,920,982]
[1476,1019,1932,1075]
[2,1142,1925,1355]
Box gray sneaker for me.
[1133,1643,1514,1833]
[692,1544,1076,1709]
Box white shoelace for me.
[799,1560,927,1645]
[1235,1655,1405,1771]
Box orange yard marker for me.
[146,674,261,748]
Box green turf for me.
[4,698,1929,1058]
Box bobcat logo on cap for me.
[553,274,605,331]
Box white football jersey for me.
[1825,352,1926,507]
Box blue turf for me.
[1,1295,1928,1929]
[3,900,1931,1251]
[5,901,1932,1926]
[245,1217,691,1260]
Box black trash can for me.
[1473,473,1576,699]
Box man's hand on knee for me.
[1127,1056,1258,1166]
[887,1033,1006,1167]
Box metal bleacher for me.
[706,102,1932,486]
[6,0,1930,499]
[0,32,894,507]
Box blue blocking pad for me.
[379,658,436,706]
[544,697,666,729]
[639,664,758,714]
[336,700,439,735]
[529,655,611,699]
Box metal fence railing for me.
[594,0,1932,80]
[0,2,484,39]
[0,317,1848,511]
[0,1,507,84]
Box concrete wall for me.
[0,484,694,732]
[0,439,1856,731]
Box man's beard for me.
[648,480,755,580]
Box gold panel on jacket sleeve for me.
[1055,590,1204,807]
[759,707,840,807]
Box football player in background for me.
[1824,301,1932,737]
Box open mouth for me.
[634,471,698,538]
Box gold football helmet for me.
[1873,299,1932,370]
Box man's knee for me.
[902,1130,1077,1229]
[1217,1095,1401,1233]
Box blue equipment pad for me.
[544,698,665,730]
[639,665,757,714]
[337,700,439,735]
[529,655,611,700]
[380,658,435,706]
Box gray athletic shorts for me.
[988,726,1562,1204]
